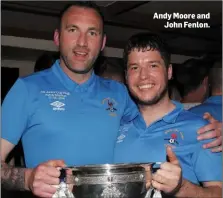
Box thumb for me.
[203,112,216,123]
[166,146,179,165]
[45,159,66,167]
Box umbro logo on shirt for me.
[50,101,65,111]
[116,123,132,143]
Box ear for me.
[203,76,208,86]
[100,34,107,51]
[54,29,60,47]
[167,64,173,80]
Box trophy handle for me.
[59,168,66,183]
[52,168,75,198]
[144,162,162,198]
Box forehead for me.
[61,6,103,27]
[128,49,163,63]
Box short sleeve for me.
[2,78,29,145]
[121,85,139,124]
[192,144,222,182]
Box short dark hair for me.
[58,1,104,32]
[175,58,210,97]
[123,32,171,69]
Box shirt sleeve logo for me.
[102,97,118,116]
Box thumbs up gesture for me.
[152,146,183,195]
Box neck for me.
[60,60,92,84]
[139,94,175,126]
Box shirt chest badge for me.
[40,90,70,111]
[164,129,184,147]
[102,97,118,116]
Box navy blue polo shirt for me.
[114,101,222,184]
[2,60,138,168]
[189,96,222,121]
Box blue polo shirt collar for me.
[205,96,222,104]
[52,60,96,92]
[163,101,183,123]
[133,100,183,130]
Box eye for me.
[151,64,158,68]
[130,66,138,71]
[89,31,97,36]
[68,28,77,33]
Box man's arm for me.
[1,139,66,197]
[175,180,222,198]
[1,138,31,191]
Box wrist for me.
[165,177,185,197]
[174,178,187,197]
[24,168,33,191]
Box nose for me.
[140,67,149,80]
[76,33,87,47]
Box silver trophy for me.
[53,163,161,198]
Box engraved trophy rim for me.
[66,162,154,171]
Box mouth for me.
[138,84,155,90]
[74,51,88,57]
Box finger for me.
[197,130,216,140]
[144,165,152,189]
[211,146,222,153]
[203,136,222,149]
[44,166,61,178]
[33,183,57,197]
[33,170,60,187]
[166,146,179,165]
[197,123,218,135]
[152,172,168,185]
[146,180,152,189]
[203,112,216,123]
[151,180,166,192]
[40,174,60,185]
[45,160,66,167]
[156,168,180,181]
[160,162,181,173]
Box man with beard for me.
[1,2,221,198]
[1,2,138,197]
[114,33,222,197]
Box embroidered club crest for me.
[164,129,184,147]
[102,98,118,116]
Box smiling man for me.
[1,2,138,197]
[114,32,222,198]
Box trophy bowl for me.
[61,163,154,198]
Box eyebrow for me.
[147,61,162,64]
[128,63,138,67]
[65,24,102,34]
[128,61,162,66]
[88,27,102,34]
[66,24,78,29]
